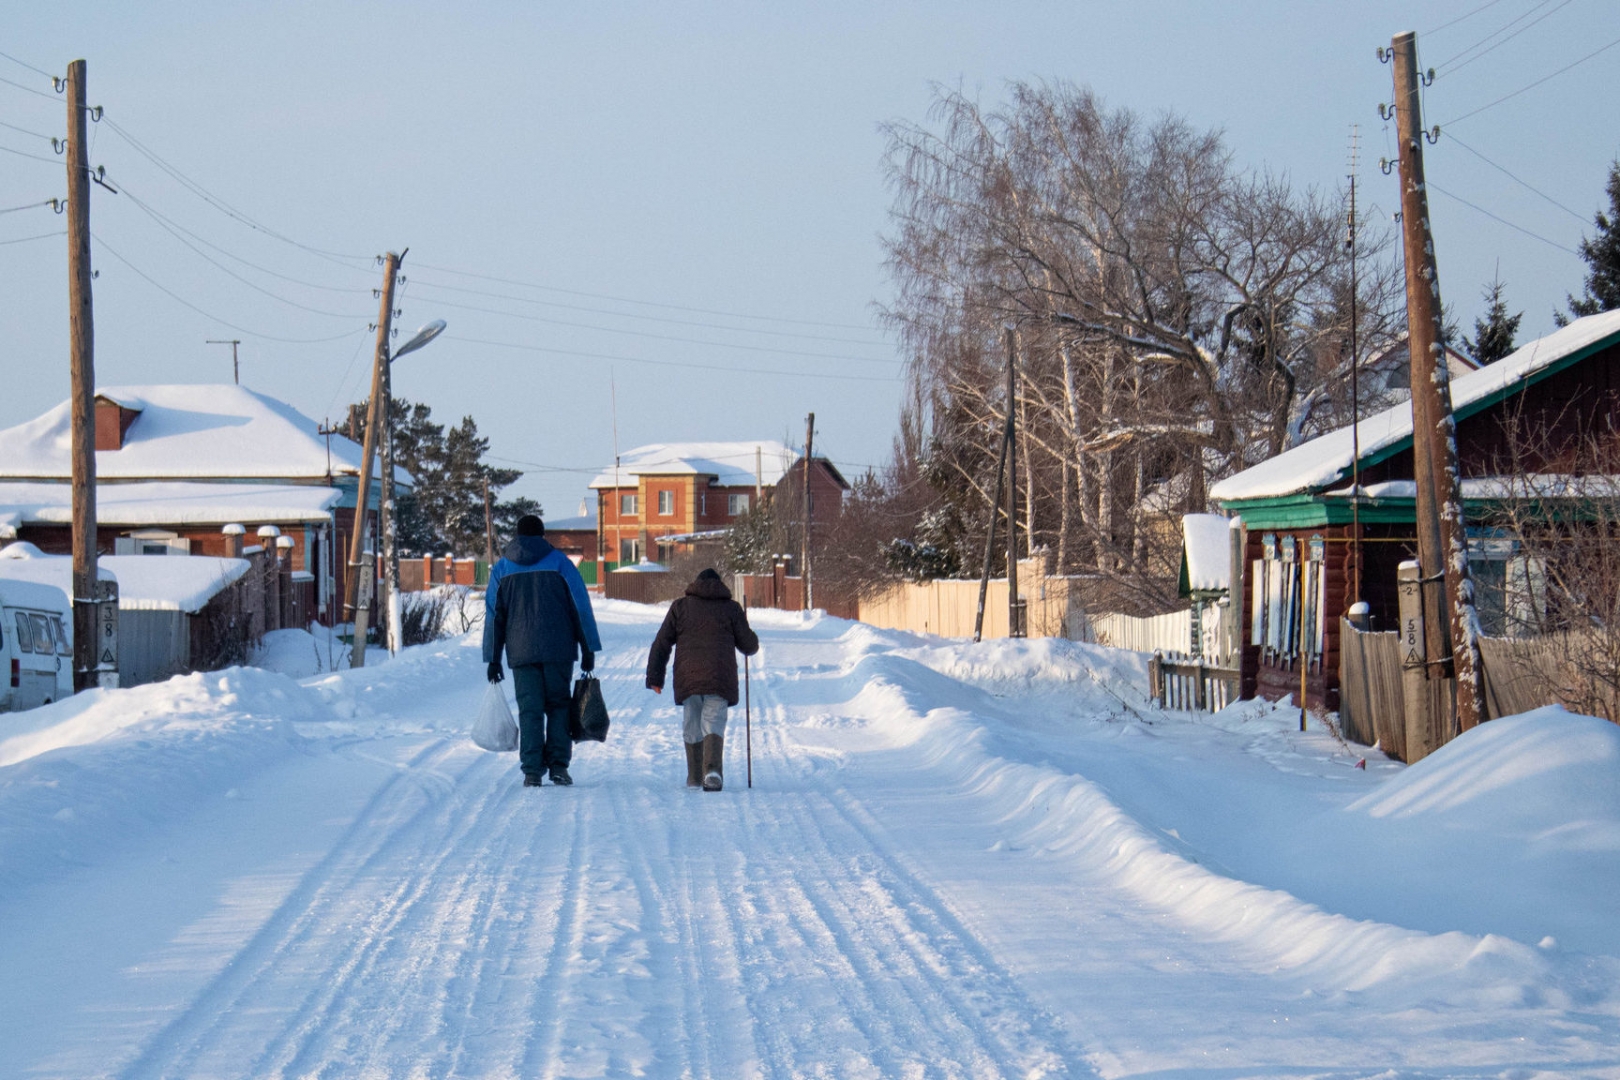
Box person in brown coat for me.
[645,568,759,791]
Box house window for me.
[728,493,750,516]
[658,490,674,516]
[619,538,644,563]
[620,493,638,516]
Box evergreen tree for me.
[1561,160,1620,324]
[349,396,530,557]
[1463,275,1522,365]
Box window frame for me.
[619,493,639,517]
[728,493,750,516]
[657,490,674,516]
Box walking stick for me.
[744,651,752,789]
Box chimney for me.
[221,523,246,559]
[94,397,141,451]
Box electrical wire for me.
[0,117,51,140]
[1426,181,1579,253]
[418,293,901,367]
[1436,0,1575,77]
[91,229,372,343]
[100,115,375,270]
[0,72,57,100]
[1440,30,1620,125]
[408,277,890,347]
[0,49,55,79]
[0,229,63,246]
[0,141,66,166]
[411,259,881,332]
[447,332,901,383]
[1425,0,1514,37]
[1442,132,1589,223]
[113,181,367,317]
[0,198,56,215]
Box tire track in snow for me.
[517,783,593,1076]
[118,738,507,1079]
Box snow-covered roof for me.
[0,482,340,537]
[0,542,248,613]
[588,441,796,489]
[1212,311,1620,503]
[1181,514,1233,592]
[0,383,384,482]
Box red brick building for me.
[588,440,848,580]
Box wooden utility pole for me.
[207,339,242,384]
[66,59,99,693]
[1005,328,1024,638]
[801,412,815,610]
[1388,31,1486,731]
[346,251,401,668]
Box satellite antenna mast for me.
[207,339,242,384]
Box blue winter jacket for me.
[482,535,603,668]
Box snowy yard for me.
[1,600,1617,1078]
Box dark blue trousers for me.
[512,661,573,776]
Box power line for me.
[1424,0,1513,37]
[114,181,367,318]
[419,293,901,367]
[1440,30,1620,125]
[0,229,64,247]
[0,72,57,101]
[448,332,902,383]
[1436,0,1575,76]
[408,277,890,347]
[0,49,56,80]
[1442,132,1589,223]
[91,230,372,343]
[0,140,66,166]
[110,182,370,294]
[1426,180,1579,253]
[0,198,58,215]
[0,117,52,140]
[412,259,881,332]
[100,115,375,271]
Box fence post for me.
[1149,650,1163,706]
[1398,560,1438,762]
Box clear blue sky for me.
[2,2,1615,520]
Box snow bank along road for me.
[2,601,1619,1078]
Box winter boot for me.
[685,741,704,788]
[549,766,573,787]
[701,734,724,792]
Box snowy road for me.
[2,601,1619,1078]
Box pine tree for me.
[1463,275,1522,365]
[1561,160,1620,324]
[348,397,529,557]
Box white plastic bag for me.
[471,684,519,752]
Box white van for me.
[1,579,73,711]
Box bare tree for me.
[878,81,1400,610]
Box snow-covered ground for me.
[1,600,1617,1078]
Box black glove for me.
[487,660,504,684]
[580,649,595,673]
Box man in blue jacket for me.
[484,515,602,787]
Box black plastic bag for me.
[569,676,610,743]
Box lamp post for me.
[379,319,446,654]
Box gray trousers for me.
[682,694,728,743]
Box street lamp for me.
[380,319,447,655]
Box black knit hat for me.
[516,514,545,536]
[696,567,722,581]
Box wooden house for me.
[0,384,404,625]
[1211,311,1620,711]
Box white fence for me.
[1087,601,1235,663]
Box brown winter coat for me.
[645,572,759,705]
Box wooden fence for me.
[1091,609,1193,656]
[1149,653,1240,711]
[1339,619,1619,762]
[857,564,1076,639]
